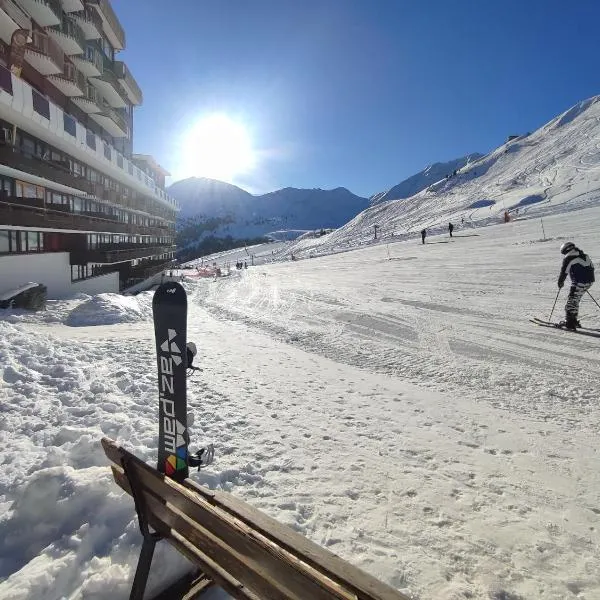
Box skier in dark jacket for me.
[557,241,595,330]
[448,223,454,237]
[421,229,427,244]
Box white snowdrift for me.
[65,293,153,327]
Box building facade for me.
[0,0,177,298]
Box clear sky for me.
[112,0,600,197]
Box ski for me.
[530,317,562,328]
[530,317,600,338]
[153,282,189,481]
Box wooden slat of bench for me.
[103,438,409,600]
[110,460,353,600]
[183,478,408,600]
[151,570,213,600]
[111,466,259,600]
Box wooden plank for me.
[110,466,260,600]
[150,570,213,600]
[102,439,409,600]
[184,478,409,600]
[111,465,352,600]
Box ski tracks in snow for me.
[194,211,600,599]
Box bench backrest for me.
[102,438,409,600]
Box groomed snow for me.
[1,204,600,599]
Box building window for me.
[0,230,9,253]
[32,89,50,120]
[0,64,13,95]
[117,154,123,168]
[27,231,40,252]
[64,113,76,137]
[0,177,12,198]
[103,142,111,160]
[16,181,44,200]
[86,129,96,150]
[21,135,35,156]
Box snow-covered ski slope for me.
[286,95,600,259]
[1,203,600,599]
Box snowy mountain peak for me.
[371,153,484,206]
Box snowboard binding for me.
[186,341,203,377]
[188,444,215,470]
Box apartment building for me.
[0,0,177,298]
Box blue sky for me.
[113,0,600,197]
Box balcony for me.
[25,30,64,75]
[48,16,86,55]
[0,144,92,193]
[89,104,127,137]
[71,84,102,113]
[0,199,176,238]
[60,0,83,12]
[0,0,32,45]
[71,44,103,76]
[89,60,129,108]
[114,61,142,105]
[72,7,102,39]
[87,0,124,50]
[18,0,61,27]
[71,244,176,265]
[47,62,85,96]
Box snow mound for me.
[65,293,152,327]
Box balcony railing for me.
[27,30,64,73]
[71,244,176,265]
[71,44,103,76]
[47,62,86,96]
[72,6,102,39]
[102,104,127,132]
[87,0,124,49]
[0,144,92,193]
[18,0,61,27]
[90,58,129,108]
[0,0,32,29]
[0,199,176,238]
[48,15,86,54]
[113,60,142,105]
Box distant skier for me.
[557,241,595,330]
[421,229,427,244]
[448,223,454,237]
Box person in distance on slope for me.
[448,222,454,237]
[557,241,595,330]
[421,229,427,244]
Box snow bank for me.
[65,293,152,327]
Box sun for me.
[182,114,255,182]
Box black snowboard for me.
[152,282,189,481]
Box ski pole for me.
[586,290,600,311]
[548,288,561,322]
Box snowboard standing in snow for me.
[153,282,190,481]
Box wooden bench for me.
[102,438,410,600]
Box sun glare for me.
[182,114,255,182]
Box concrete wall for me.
[71,272,119,295]
[0,253,118,298]
[0,252,71,298]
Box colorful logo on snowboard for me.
[159,328,187,474]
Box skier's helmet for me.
[187,342,197,356]
[560,241,577,255]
